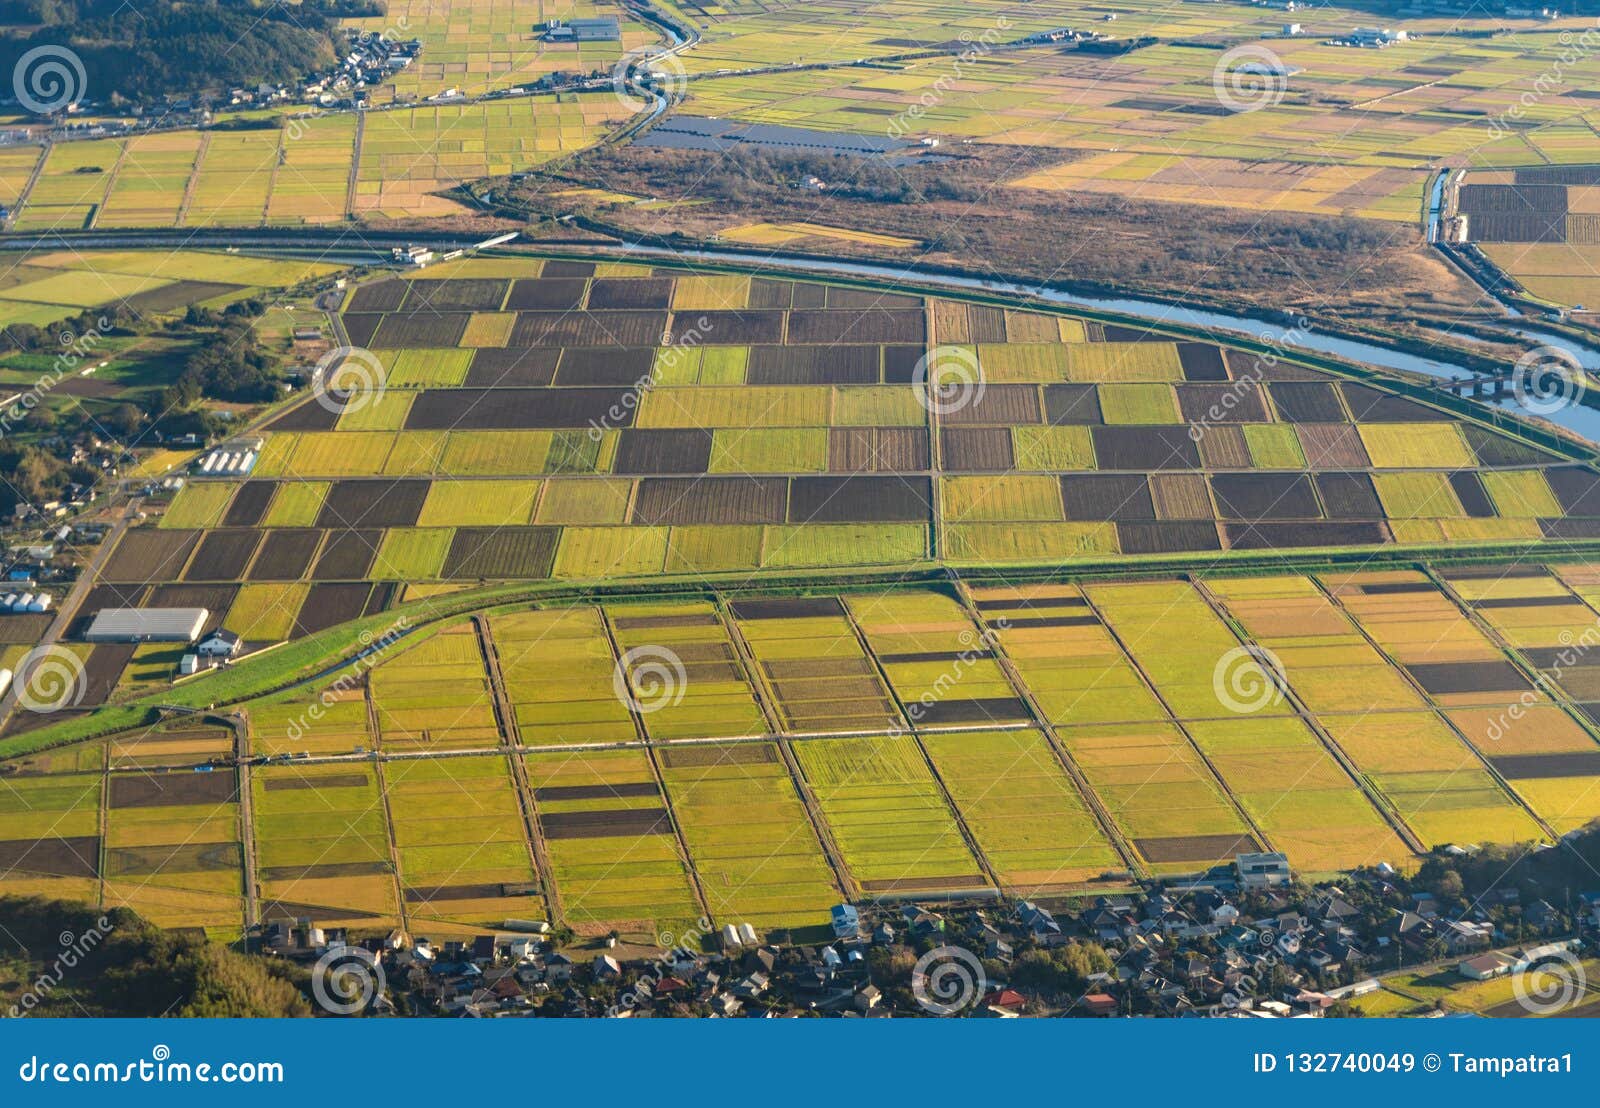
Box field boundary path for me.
[7,143,48,230]
[95,738,110,911]
[1311,576,1560,842]
[1076,586,1276,857]
[1193,578,1427,856]
[365,681,412,936]
[950,577,1145,881]
[596,607,714,929]
[228,711,261,931]
[837,597,1004,896]
[173,132,208,228]
[344,111,365,221]
[472,614,562,927]
[86,141,130,231]
[261,129,285,226]
[714,597,856,901]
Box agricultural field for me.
[1461,167,1600,311]
[384,754,540,935]
[1351,959,1600,1017]
[343,0,650,105]
[370,623,500,751]
[1208,575,1548,850]
[792,734,988,897]
[9,0,1600,1007]
[0,249,339,330]
[11,564,1600,937]
[75,261,1600,653]
[657,741,838,931]
[525,746,702,936]
[0,94,627,231]
[673,0,1600,224]
[253,760,399,932]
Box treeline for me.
[1418,820,1600,916]
[574,146,984,208]
[0,1,385,107]
[0,298,283,516]
[1,896,309,1017]
[160,299,282,411]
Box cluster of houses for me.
[299,33,423,107]
[1,533,80,589]
[258,850,1600,1019]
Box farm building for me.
[1458,953,1513,980]
[197,628,242,658]
[542,17,620,42]
[83,607,209,643]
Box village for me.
[260,846,1600,1019]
